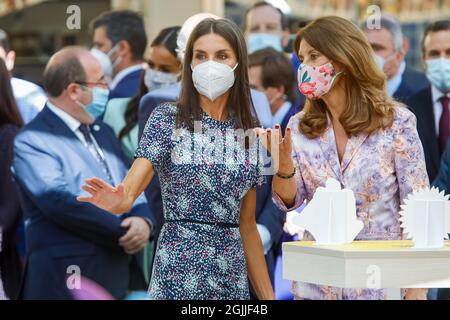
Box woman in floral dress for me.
[256,16,429,300]
[78,18,274,300]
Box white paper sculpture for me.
[292,178,364,245]
[399,187,450,249]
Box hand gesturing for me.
[254,124,294,174]
[77,177,128,215]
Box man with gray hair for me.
[362,14,429,102]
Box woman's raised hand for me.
[77,177,131,215]
[254,124,294,174]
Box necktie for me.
[439,96,450,155]
[78,124,114,183]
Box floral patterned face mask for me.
[297,62,342,99]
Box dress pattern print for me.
[135,103,264,299]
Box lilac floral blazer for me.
[272,105,429,300]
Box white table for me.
[283,240,450,299]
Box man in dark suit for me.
[407,20,450,183]
[432,142,450,301]
[247,47,301,298]
[362,15,429,103]
[90,10,147,100]
[12,47,155,300]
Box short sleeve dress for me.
[135,102,263,300]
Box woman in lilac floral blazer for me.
[257,16,430,300]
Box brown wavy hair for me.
[293,16,395,138]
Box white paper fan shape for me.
[399,187,450,241]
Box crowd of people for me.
[0,1,450,300]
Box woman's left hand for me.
[404,288,428,300]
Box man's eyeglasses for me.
[74,81,108,88]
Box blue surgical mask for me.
[426,58,450,93]
[247,33,283,54]
[76,86,110,119]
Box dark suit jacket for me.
[109,68,143,100]
[394,66,429,103]
[137,85,285,281]
[0,124,23,299]
[280,103,302,134]
[431,139,450,300]
[406,86,439,182]
[433,139,450,193]
[12,106,155,300]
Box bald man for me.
[11,47,155,300]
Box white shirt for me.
[432,85,450,136]
[250,89,273,128]
[257,224,272,255]
[272,101,292,126]
[109,65,143,90]
[387,61,406,97]
[46,102,105,158]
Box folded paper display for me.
[399,187,450,249]
[292,178,363,245]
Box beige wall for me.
[111,0,224,55]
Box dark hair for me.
[0,29,10,52]
[248,47,297,103]
[151,26,181,58]
[43,53,86,97]
[90,10,147,61]
[422,19,450,55]
[119,26,181,141]
[177,18,258,131]
[0,59,23,128]
[243,1,288,31]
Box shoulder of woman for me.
[150,102,178,121]
[391,102,416,126]
[287,110,306,132]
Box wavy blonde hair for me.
[294,16,395,138]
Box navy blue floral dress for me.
[135,103,263,300]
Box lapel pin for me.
[93,124,101,132]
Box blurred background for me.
[0,0,449,86]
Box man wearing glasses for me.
[11,47,155,299]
